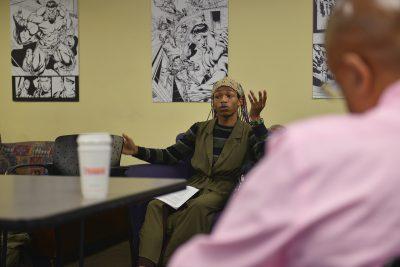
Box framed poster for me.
[152,0,228,102]
[312,0,340,99]
[10,0,79,102]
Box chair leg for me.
[79,220,85,267]
[128,205,139,267]
[1,230,8,267]
[55,227,63,267]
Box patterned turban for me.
[212,76,245,98]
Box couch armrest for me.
[110,166,130,177]
[124,163,191,179]
[6,163,53,175]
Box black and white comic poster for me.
[313,0,339,98]
[152,0,228,102]
[10,0,79,102]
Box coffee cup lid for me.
[77,133,112,144]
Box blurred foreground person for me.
[169,0,400,266]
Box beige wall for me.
[0,0,345,165]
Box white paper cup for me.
[77,133,112,199]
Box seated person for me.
[122,77,268,267]
[2,232,31,267]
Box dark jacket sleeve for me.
[242,123,269,174]
[250,123,268,160]
[134,123,198,165]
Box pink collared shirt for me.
[169,81,400,267]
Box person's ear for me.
[341,53,374,97]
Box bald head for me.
[326,0,400,113]
[327,0,400,66]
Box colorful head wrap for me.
[210,77,250,123]
[212,76,245,98]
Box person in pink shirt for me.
[168,0,400,266]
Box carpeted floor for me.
[65,241,131,267]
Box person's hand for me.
[248,90,267,121]
[122,133,138,156]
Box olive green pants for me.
[0,232,30,267]
[139,189,226,266]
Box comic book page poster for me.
[312,0,340,99]
[10,0,79,102]
[152,0,228,103]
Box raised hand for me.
[122,133,138,156]
[248,90,267,121]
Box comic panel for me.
[313,0,336,33]
[312,0,341,99]
[13,76,78,102]
[52,76,79,100]
[152,0,228,103]
[13,76,52,100]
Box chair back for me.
[53,134,123,176]
[110,135,124,167]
